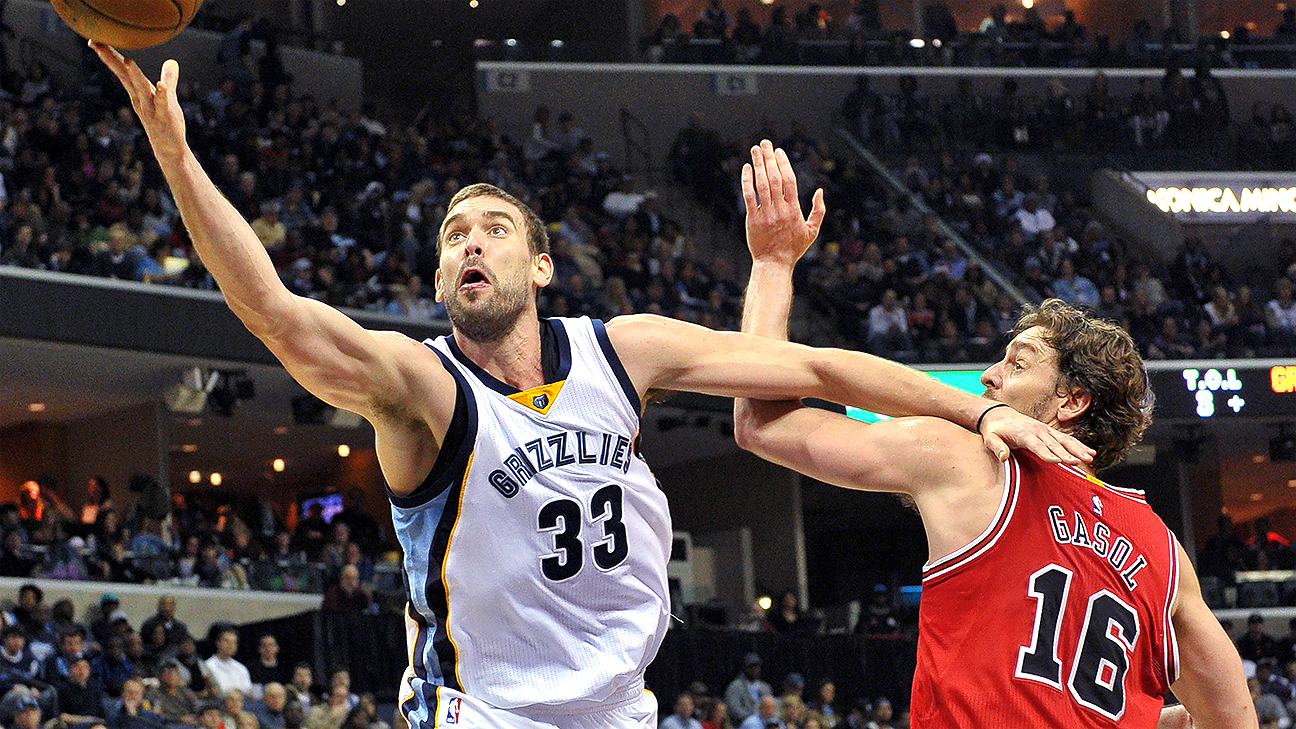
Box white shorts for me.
[416,687,658,729]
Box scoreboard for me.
[845,362,1296,423]
[1151,363,1296,420]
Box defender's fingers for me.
[807,188,827,239]
[761,140,784,203]
[750,145,770,207]
[984,435,1010,462]
[774,147,798,205]
[741,163,758,212]
[159,59,180,96]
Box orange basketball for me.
[49,0,202,49]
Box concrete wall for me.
[0,576,320,637]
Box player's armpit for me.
[1168,542,1258,729]
[734,401,992,496]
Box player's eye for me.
[489,225,508,236]
[446,231,466,243]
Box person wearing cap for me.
[145,658,199,726]
[724,653,772,727]
[4,690,42,729]
[90,595,123,649]
[1239,613,1279,663]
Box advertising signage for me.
[1134,171,1296,223]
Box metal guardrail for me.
[833,125,1031,307]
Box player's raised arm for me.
[90,44,453,445]
[1168,541,1258,729]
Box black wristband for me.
[975,402,1012,434]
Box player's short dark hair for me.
[438,183,549,258]
[1014,299,1154,471]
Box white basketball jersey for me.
[391,317,671,721]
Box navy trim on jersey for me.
[424,460,466,693]
[443,319,573,395]
[401,608,430,720]
[387,347,478,510]
[591,318,641,413]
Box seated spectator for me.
[0,626,39,680]
[321,566,371,613]
[1267,278,1296,350]
[108,677,164,729]
[55,656,106,728]
[140,597,189,653]
[221,689,246,729]
[287,664,317,711]
[41,626,89,685]
[3,691,42,729]
[737,695,783,729]
[144,659,200,727]
[247,635,289,699]
[92,637,133,699]
[1013,193,1055,240]
[855,584,899,636]
[249,683,288,729]
[660,692,702,729]
[1239,613,1279,663]
[203,627,251,696]
[866,290,914,360]
[1049,258,1100,309]
[304,685,349,729]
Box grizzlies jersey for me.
[391,317,671,721]
[910,452,1180,729]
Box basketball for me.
[49,0,202,49]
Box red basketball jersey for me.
[910,452,1180,729]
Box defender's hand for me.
[741,139,825,267]
[90,42,188,168]
[979,404,1096,465]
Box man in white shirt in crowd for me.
[202,626,252,695]
[1014,192,1056,240]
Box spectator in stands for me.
[866,289,914,360]
[856,584,900,636]
[108,676,163,729]
[288,664,316,710]
[140,597,189,651]
[291,505,328,562]
[3,691,41,729]
[80,478,114,531]
[89,594,122,649]
[767,590,812,636]
[806,680,837,729]
[1256,656,1294,703]
[321,565,371,613]
[0,626,38,680]
[1049,258,1099,309]
[145,658,200,727]
[724,653,772,727]
[250,683,288,729]
[41,626,88,685]
[203,626,251,696]
[1267,278,1296,350]
[304,684,349,729]
[55,655,106,727]
[661,692,703,729]
[247,635,288,699]
[1239,613,1280,663]
[318,523,351,571]
[1013,194,1054,241]
[737,695,782,729]
[220,689,246,729]
[1250,676,1288,729]
[92,637,133,699]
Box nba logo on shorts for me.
[444,697,462,725]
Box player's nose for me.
[980,364,1000,389]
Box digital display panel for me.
[844,364,1296,423]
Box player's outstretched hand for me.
[978,403,1096,465]
[90,42,187,168]
[741,139,825,267]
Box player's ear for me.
[1057,387,1092,426]
[533,252,553,288]
[433,269,445,302]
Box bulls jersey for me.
[390,317,671,721]
[911,452,1180,729]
